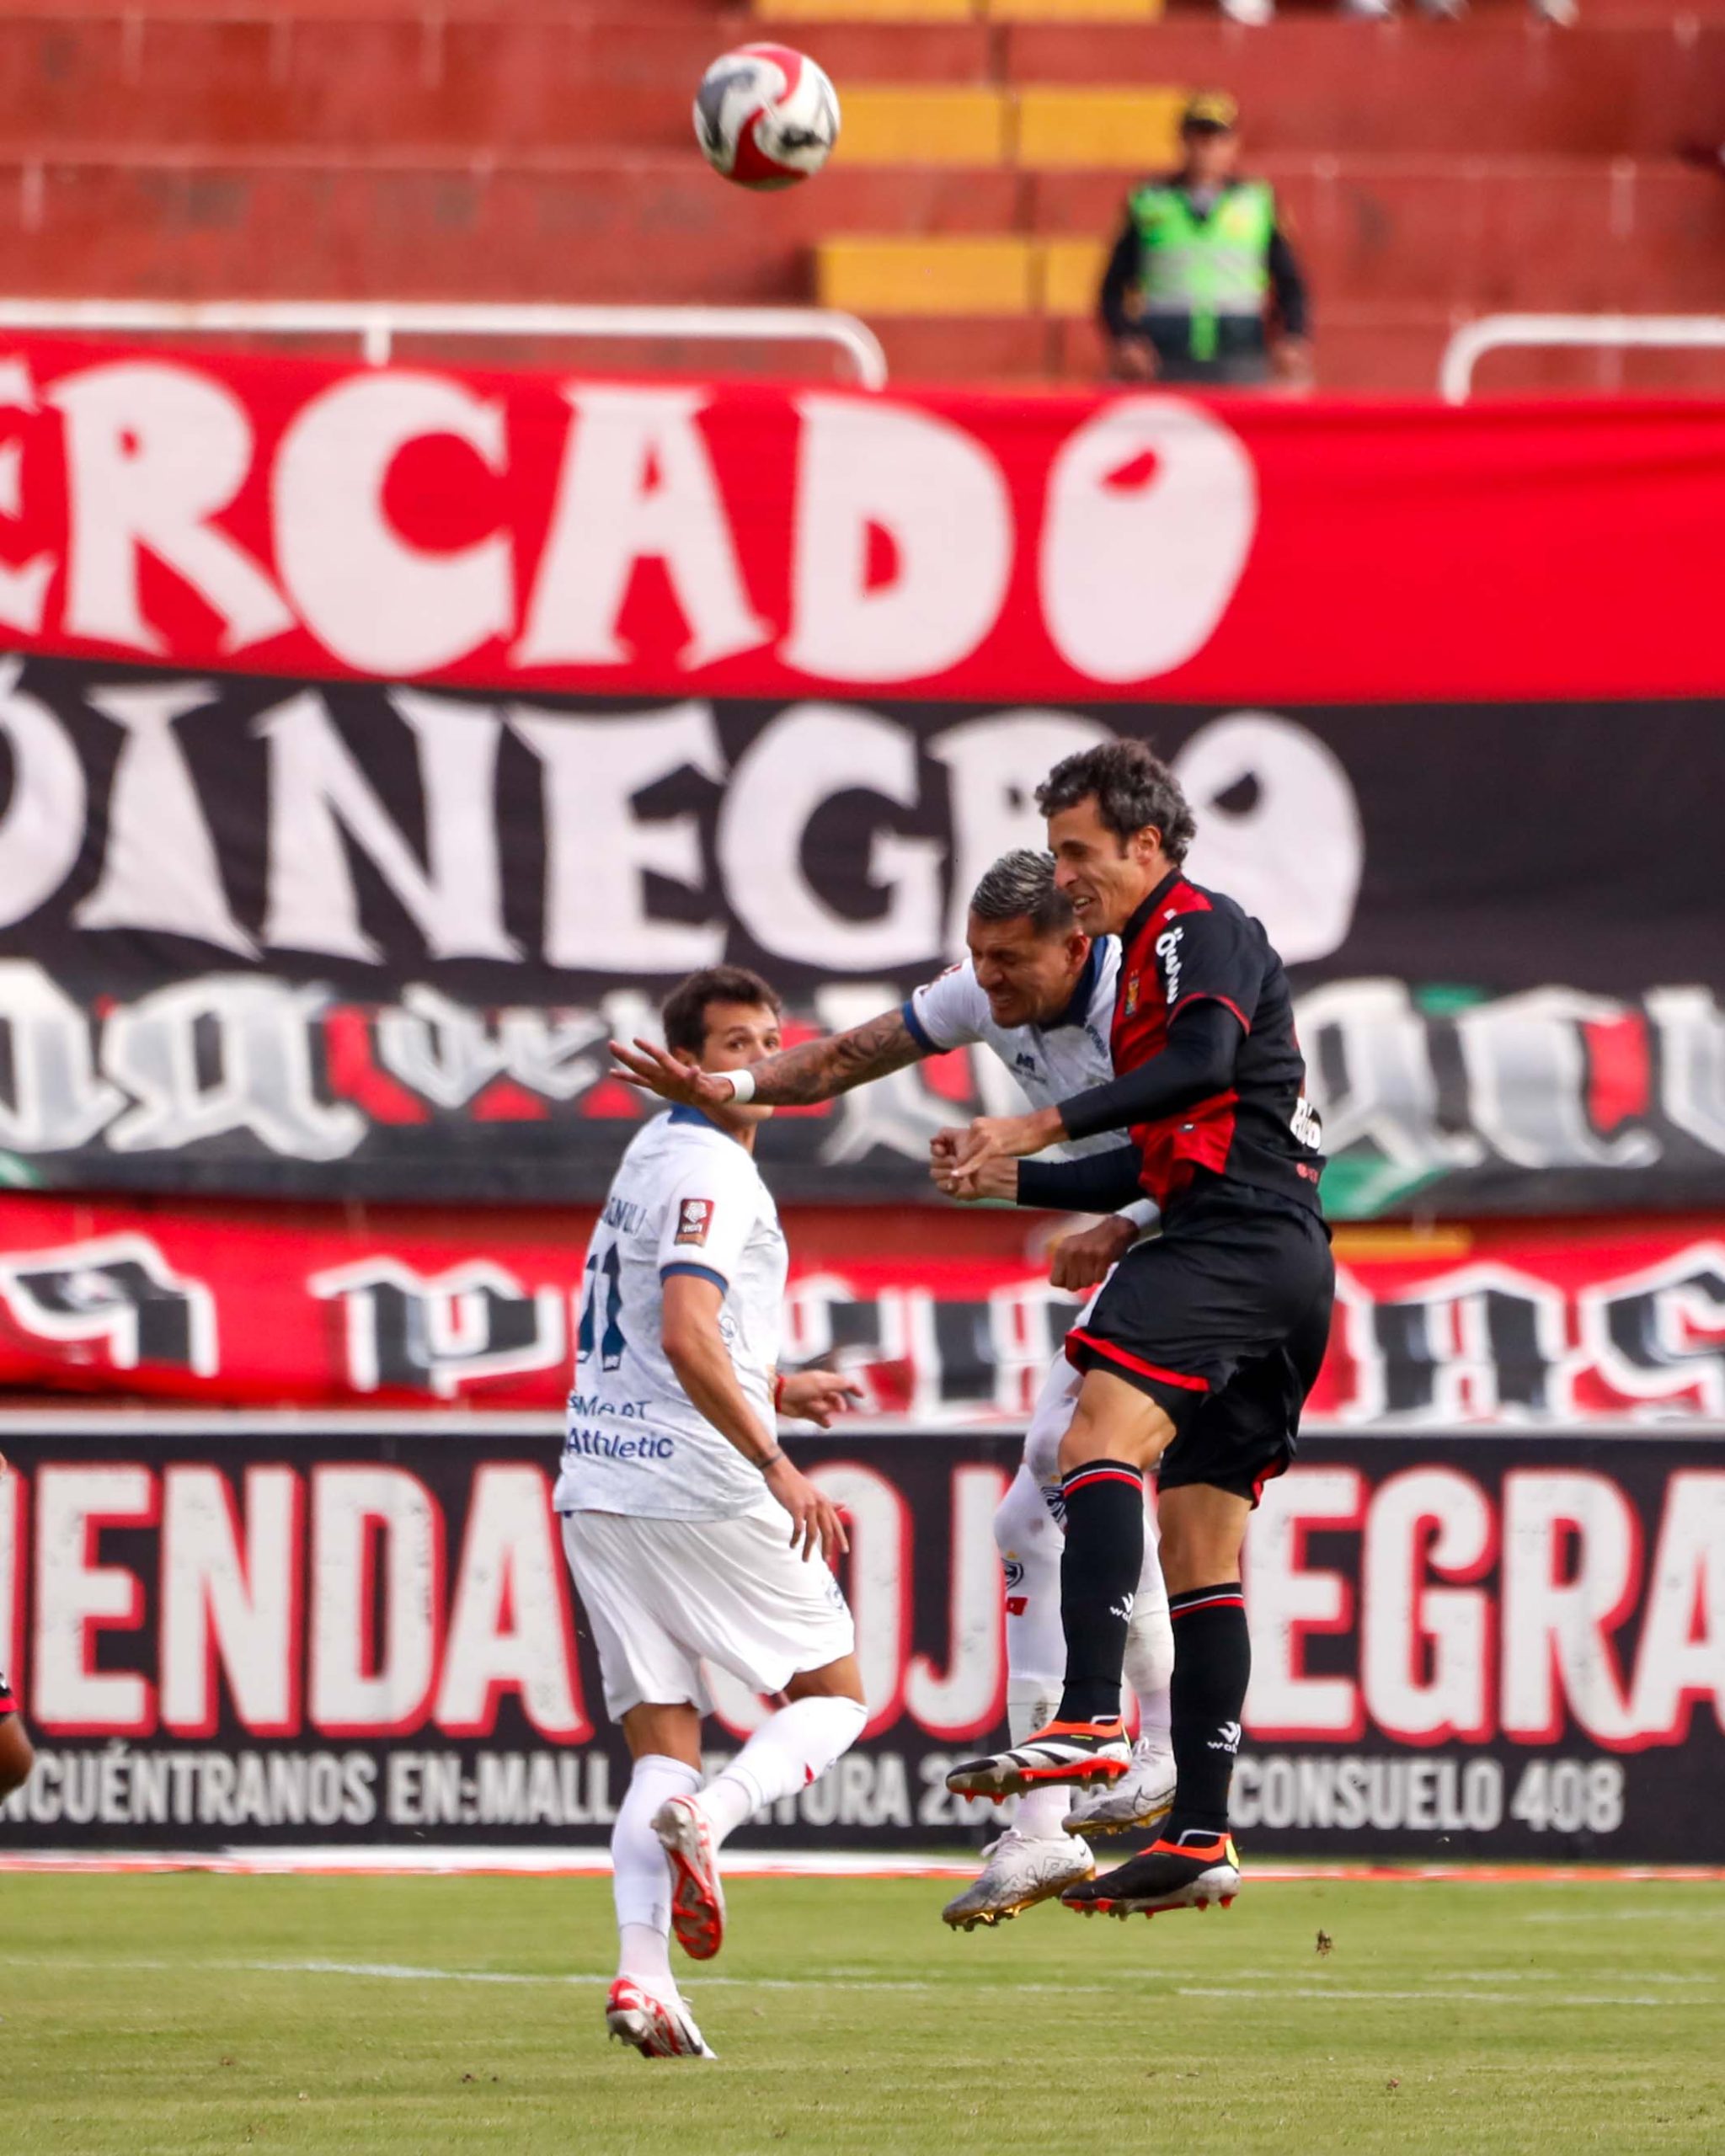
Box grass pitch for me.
[4,1869,1723,2153]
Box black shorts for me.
[1065,1182,1334,1505]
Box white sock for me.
[697,1694,867,1845]
[1124,1497,1173,1752]
[611,1751,700,1989]
[1124,1596,1174,1755]
[997,1465,1073,1841]
[1006,1682,1071,1840]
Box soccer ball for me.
[693,44,840,191]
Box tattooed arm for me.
[610,1006,927,1111]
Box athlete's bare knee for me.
[1056,1370,1174,1477]
[621,1700,702,1767]
[785,1654,866,1706]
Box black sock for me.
[1054,1465,1144,1725]
[1163,1582,1250,1844]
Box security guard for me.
[1097,92,1311,389]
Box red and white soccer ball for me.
[693,44,840,191]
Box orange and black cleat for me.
[946,1717,1133,1800]
[1062,1832,1242,1920]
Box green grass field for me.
[4,1870,1723,2154]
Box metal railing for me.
[1439,313,1725,402]
[0,299,890,387]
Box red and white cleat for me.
[652,1794,728,1961]
[605,1977,716,2058]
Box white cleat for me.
[1064,1741,1178,1839]
[652,1794,726,1961]
[605,1976,717,2058]
[942,1827,1096,1931]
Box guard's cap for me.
[1181,89,1239,134]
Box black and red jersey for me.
[1111,867,1324,1214]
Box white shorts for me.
[561,1506,856,1722]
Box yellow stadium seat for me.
[1039,238,1111,317]
[985,0,1162,18]
[836,88,1010,165]
[756,0,976,21]
[1015,88,1186,169]
[818,238,1038,316]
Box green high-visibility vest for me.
[1127,179,1276,363]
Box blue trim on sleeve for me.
[900,997,937,1054]
[659,1262,729,1294]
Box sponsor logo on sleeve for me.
[675,1198,715,1246]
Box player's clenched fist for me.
[1049,1214,1139,1292]
[762,1456,849,1565]
[931,1127,1016,1202]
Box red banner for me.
[0,339,1721,701]
[0,1196,1717,1426]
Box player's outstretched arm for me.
[611,1006,923,1110]
[660,1274,849,1564]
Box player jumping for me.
[941,740,1333,1922]
[611,851,1177,1931]
[0,1455,32,1802]
[558,967,868,2060]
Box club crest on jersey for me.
[1124,973,1140,1016]
[675,1198,715,1246]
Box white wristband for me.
[726,1067,756,1105]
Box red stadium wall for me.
[0,3,1719,390]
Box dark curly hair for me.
[661,966,782,1057]
[1034,738,1196,864]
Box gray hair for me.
[968,849,1076,937]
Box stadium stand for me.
[0,0,1718,388]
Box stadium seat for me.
[982,0,1163,19]
[756,0,976,21]
[1014,88,1185,169]
[817,236,1038,313]
[836,88,1010,163]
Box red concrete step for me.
[0,9,991,153]
[1003,18,1725,156]
[1032,157,1725,311]
[875,307,1725,394]
[0,152,1019,299]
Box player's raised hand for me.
[762,1456,850,1565]
[1049,1214,1139,1291]
[610,1037,736,1110]
[777,1369,864,1427]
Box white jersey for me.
[905,940,1152,1187]
[554,1106,786,1524]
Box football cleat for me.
[946,1717,1131,1799]
[605,1976,716,2059]
[1064,1739,1178,1838]
[1061,1832,1242,1919]
[941,1827,1095,1931]
[652,1795,727,1961]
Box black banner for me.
[0,658,1720,1214]
[1,1416,1721,1860]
